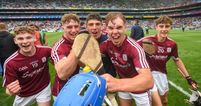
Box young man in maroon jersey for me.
[85,13,118,105]
[138,15,198,106]
[85,12,116,77]
[100,12,153,106]
[51,13,80,100]
[3,26,51,106]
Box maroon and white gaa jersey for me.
[137,35,178,74]
[51,36,79,96]
[100,37,149,78]
[3,46,51,97]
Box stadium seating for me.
[0,0,201,31]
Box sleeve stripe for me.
[51,38,64,63]
[36,45,51,49]
[127,37,149,68]
[2,52,18,87]
[128,38,149,68]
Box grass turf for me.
[0,29,201,106]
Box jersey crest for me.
[122,54,128,61]
[167,47,172,53]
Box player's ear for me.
[155,25,159,31]
[61,24,65,30]
[13,37,18,44]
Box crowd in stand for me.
[4,20,61,32]
[127,16,201,30]
[1,0,201,31]
[173,16,201,29]
[0,0,201,9]
[2,16,201,32]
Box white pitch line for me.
[168,80,191,97]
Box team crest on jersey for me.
[122,54,127,61]
[167,47,172,53]
[42,57,46,63]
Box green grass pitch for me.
[0,29,200,106]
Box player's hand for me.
[101,73,119,92]
[6,80,21,96]
[186,76,198,90]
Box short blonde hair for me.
[155,15,173,25]
[14,26,35,35]
[105,12,126,25]
[61,13,80,25]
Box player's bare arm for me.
[6,80,21,96]
[101,73,119,92]
[174,58,189,77]
[102,68,153,92]
[44,35,48,46]
[55,50,78,80]
[174,58,198,89]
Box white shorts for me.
[149,83,158,93]
[148,83,158,103]
[118,91,150,106]
[152,71,169,96]
[13,83,51,106]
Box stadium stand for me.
[1,0,201,9]
[0,0,201,31]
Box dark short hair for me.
[0,22,7,30]
[86,13,102,23]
